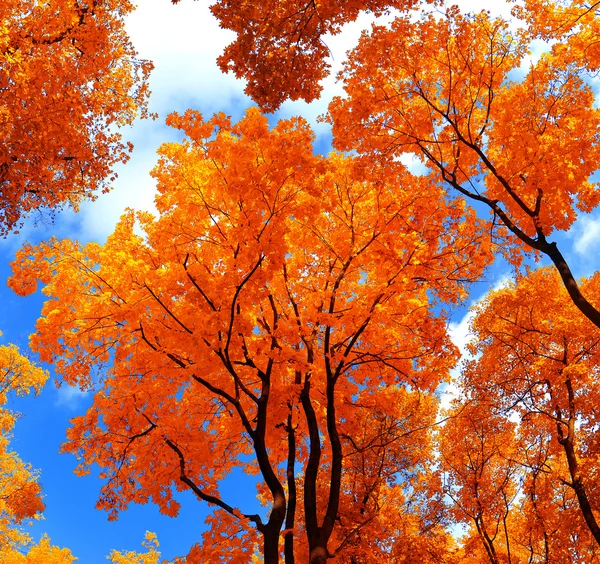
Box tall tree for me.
[455,267,600,557]
[328,5,600,328]
[0,0,152,234]
[439,401,520,564]
[9,108,491,562]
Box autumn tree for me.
[8,108,493,562]
[451,267,600,560]
[510,423,600,563]
[174,0,600,556]
[0,535,77,564]
[4,0,599,560]
[0,0,152,234]
[0,340,47,552]
[328,4,600,328]
[439,400,521,564]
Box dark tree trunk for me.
[554,368,600,547]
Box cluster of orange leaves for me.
[9,107,492,561]
[0,0,152,234]
[2,0,600,562]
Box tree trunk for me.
[561,435,600,545]
[264,522,282,564]
[308,543,329,564]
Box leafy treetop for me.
[9,107,492,563]
[0,0,152,234]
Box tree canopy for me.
[9,107,492,562]
[2,0,600,561]
[0,0,152,234]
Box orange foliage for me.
[173,0,424,111]
[0,340,48,552]
[327,4,600,327]
[330,8,600,235]
[5,0,600,561]
[440,401,522,564]
[0,0,152,234]
[9,108,491,562]
[445,268,600,562]
[0,535,77,564]
[108,531,161,564]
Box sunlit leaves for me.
[0,0,152,234]
[108,531,161,564]
[0,535,76,564]
[9,108,490,561]
[0,339,48,553]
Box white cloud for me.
[67,0,250,244]
[396,153,429,176]
[55,385,90,410]
[448,308,477,360]
[441,274,513,409]
[74,133,161,243]
[453,0,516,19]
[573,215,600,256]
[441,310,478,410]
[125,0,251,120]
[441,306,478,410]
[448,274,512,357]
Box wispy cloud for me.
[441,274,513,409]
[55,385,90,410]
[573,215,600,256]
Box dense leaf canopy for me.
[2,0,600,561]
[0,0,152,234]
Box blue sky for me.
[3,0,600,561]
